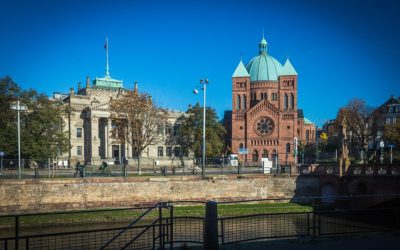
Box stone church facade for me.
[56,75,187,166]
[229,36,316,165]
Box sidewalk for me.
[219,233,400,250]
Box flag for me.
[104,38,108,50]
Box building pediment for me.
[91,102,110,112]
[248,100,279,120]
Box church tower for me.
[229,35,314,166]
[231,59,251,156]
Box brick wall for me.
[0,175,303,213]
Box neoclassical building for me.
[229,36,316,165]
[55,71,186,166]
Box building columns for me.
[91,116,100,164]
[107,119,112,161]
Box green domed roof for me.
[245,37,283,81]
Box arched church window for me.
[252,150,259,162]
[262,149,268,158]
[242,94,246,109]
[236,95,241,110]
[290,93,294,109]
[284,94,288,110]
[239,143,244,149]
[286,143,291,153]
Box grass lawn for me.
[0,202,312,228]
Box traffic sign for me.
[238,148,248,155]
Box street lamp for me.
[380,140,385,164]
[294,137,298,165]
[10,100,27,179]
[193,78,209,176]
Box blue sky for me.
[1,0,399,126]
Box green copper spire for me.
[304,117,314,125]
[259,32,267,54]
[232,60,250,77]
[92,37,124,89]
[281,58,298,76]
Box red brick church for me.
[228,35,316,165]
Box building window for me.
[236,95,241,110]
[157,124,163,134]
[284,94,288,110]
[174,147,181,157]
[77,128,82,138]
[165,125,172,135]
[251,92,257,101]
[77,146,82,156]
[252,150,259,162]
[166,147,172,157]
[262,149,268,158]
[286,143,291,153]
[255,117,274,135]
[290,93,294,109]
[306,130,310,142]
[173,125,179,136]
[157,146,163,157]
[242,94,246,109]
[239,143,244,149]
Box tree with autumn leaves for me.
[109,87,168,175]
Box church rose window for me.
[254,117,274,135]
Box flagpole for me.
[106,37,109,77]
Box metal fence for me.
[216,195,400,246]
[219,212,309,244]
[0,202,206,250]
[1,195,400,249]
[1,158,295,179]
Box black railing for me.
[1,195,400,249]
[219,212,310,244]
[99,202,163,249]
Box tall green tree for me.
[0,76,20,156]
[176,103,226,158]
[0,76,69,160]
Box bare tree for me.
[338,98,376,161]
[109,88,167,175]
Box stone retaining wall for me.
[0,175,302,213]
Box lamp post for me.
[294,137,298,165]
[193,78,209,176]
[315,125,319,163]
[380,140,384,164]
[10,100,27,179]
[389,144,394,164]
